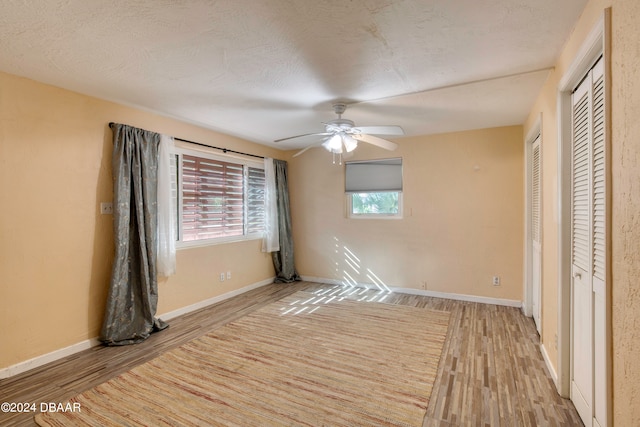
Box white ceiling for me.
[0,0,587,150]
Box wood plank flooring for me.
[0,281,582,426]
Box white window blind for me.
[345,158,402,193]
[170,153,179,234]
[246,166,266,235]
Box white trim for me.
[540,342,559,386]
[0,338,101,380]
[177,233,263,250]
[557,79,574,398]
[301,276,522,308]
[158,277,274,321]
[0,277,275,379]
[173,146,266,249]
[558,14,605,90]
[525,115,543,145]
[556,11,607,401]
[393,287,522,308]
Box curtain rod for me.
[173,137,264,159]
[108,122,265,160]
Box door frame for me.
[556,8,610,426]
[523,116,542,326]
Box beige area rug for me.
[36,288,450,426]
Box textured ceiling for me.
[0,0,588,149]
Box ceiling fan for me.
[274,103,404,159]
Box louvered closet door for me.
[591,58,607,427]
[571,56,607,427]
[531,135,542,334]
[571,67,592,426]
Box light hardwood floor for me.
[0,281,582,426]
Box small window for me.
[173,148,265,247]
[349,192,402,218]
[345,158,403,219]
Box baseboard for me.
[0,277,275,380]
[540,342,558,387]
[158,277,275,321]
[394,287,522,308]
[301,276,522,308]
[0,337,102,380]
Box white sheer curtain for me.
[262,157,280,252]
[157,134,176,276]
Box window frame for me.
[346,191,403,219]
[345,157,403,220]
[173,146,265,249]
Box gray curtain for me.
[272,159,301,283]
[101,123,168,345]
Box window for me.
[350,192,401,215]
[345,158,403,219]
[173,148,265,246]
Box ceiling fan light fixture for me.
[323,133,343,153]
[343,134,358,152]
[284,103,402,159]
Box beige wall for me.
[4,3,640,422]
[289,126,524,301]
[0,72,281,370]
[524,0,640,423]
[611,0,640,423]
[523,0,611,380]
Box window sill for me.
[177,234,263,250]
[348,214,403,220]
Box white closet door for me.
[531,135,542,333]
[570,55,607,427]
[591,58,607,427]
[571,68,593,426]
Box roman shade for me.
[345,158,403,193]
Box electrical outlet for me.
[219,273,225,282]
[226,271,231,280]
[492,276,500,286]
[100,202,113,215]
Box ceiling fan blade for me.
[353,134,398,151]
[274,132,332,143]
[292,143,322,157]
[352,125,404,136]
